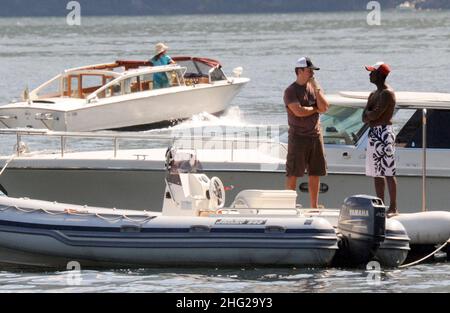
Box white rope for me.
[0,205,40,213]
[40,208,69,215]
[95,213,126,222]
[0,204,156,224]
[122,215,156,223]
[0,154,16,176]
[399,237,450,268]
[94,213,155,223]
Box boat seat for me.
[130,83,140,93]
[185,76,210,86]
[187,174,209,199]
[140,81,152,91]
[176,173,209,201]
[232,190,297,209]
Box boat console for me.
[162,147,298,216]
[162,147,225,216]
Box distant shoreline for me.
[0,8,447,18]
[1,0,449,17]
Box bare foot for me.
[387,207,399,218]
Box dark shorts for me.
[286,134,327,177]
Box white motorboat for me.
[0,148,411,269]
[0,57,249,131]
[1,91,450,213]
[396,1,417,11]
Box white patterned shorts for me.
[366,125,396,177]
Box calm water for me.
[0,11,449,293]
[0,263,449,293]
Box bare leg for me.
[309,176,320,208]
[286,176,297,191]
[374,177,385,203]
[385,176,398,214]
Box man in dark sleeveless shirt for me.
[362,62,398,215]
[283,57,329,208]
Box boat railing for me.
[0,129,288,161]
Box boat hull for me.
[1,167,449,213]
[0,244,337,269]
[372,220,411,268]
[0,80,247,132]
[0,198,338,269]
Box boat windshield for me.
[166,149,203,174]
[89,68,186,100]
[321,106,367,145]
[175,58,226,85]
[395,109,450,148]
[320,106,447,148]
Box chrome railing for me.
[0,129,288,161]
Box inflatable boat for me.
[0,196,338,268]
[2,147,444,269]
[392,211,450,261]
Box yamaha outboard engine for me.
[336,195,386,266]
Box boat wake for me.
[143,106,247,132]
[143,106,287,140]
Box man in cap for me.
[362,62,398,215]
[283,57,329,208]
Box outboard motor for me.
[336,195,386,266]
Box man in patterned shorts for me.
[362,62,398,215]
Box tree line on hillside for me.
[0,0,447,17]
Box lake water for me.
[0,11,449,293]
[0,263,449,293]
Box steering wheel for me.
[164,146,175,171]
[209,177,225,209]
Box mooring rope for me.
[0,154,16,176]
[399,237,450,268]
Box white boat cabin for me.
[27,57,228,103]
[321,92,450,149]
